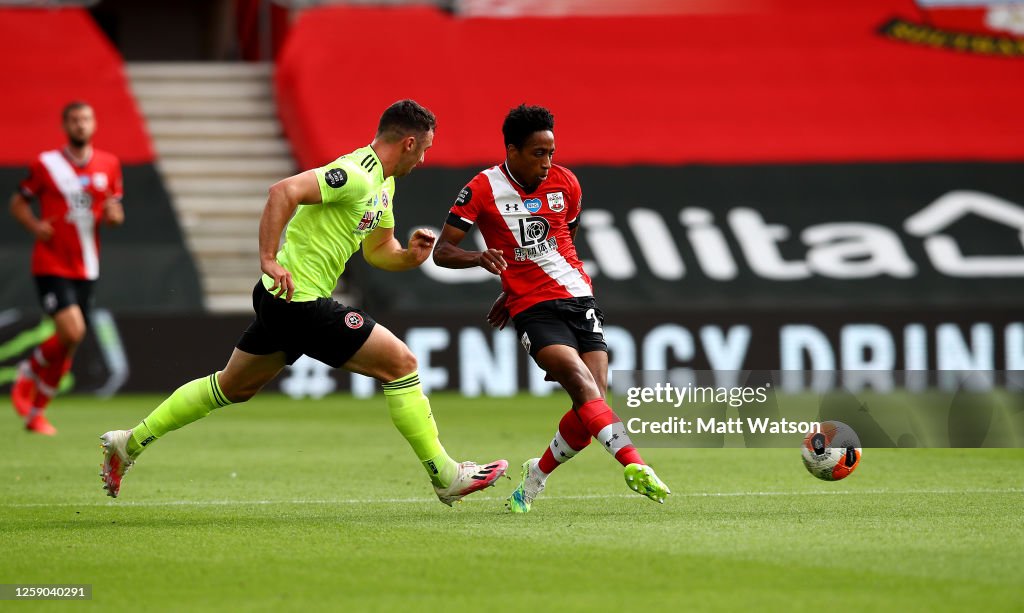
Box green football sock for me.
[382,372,458,488]
[127,373,232,458]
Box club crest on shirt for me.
[381,191,389,208]
[547,191,565,212]
[93,172,108,191]
[524,197,542,213]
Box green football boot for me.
[624,463,670,504]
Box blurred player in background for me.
[433,104,670,513]
[9,101,124,435]
[98,100,508,504]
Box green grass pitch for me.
[3,393,1022,611]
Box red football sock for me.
[29,334,66,379]
[537,408,592,475]
[576,398,646,467]
[31,338,72,410]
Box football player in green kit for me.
[99,100,507,505]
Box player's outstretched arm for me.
[362,226,436,272]
[432,223,506,275]
[260,170,321,301]
[9,192,52,241]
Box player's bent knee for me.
[57,325,86,347]
[557,368,600,403]
[398,350,418,377]
[380,349,417,383]
[362,347,417,383]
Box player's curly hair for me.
[503,104,554,149]
[377,99,436,141]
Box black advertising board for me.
[368,163,1024,313]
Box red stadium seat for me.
[0,7,153,165]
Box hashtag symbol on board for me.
[280,355,336,399]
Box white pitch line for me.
[2,487,1021,509]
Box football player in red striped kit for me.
[9,101,124,435]
[433,104,670,513]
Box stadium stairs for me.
[127,62,295,313]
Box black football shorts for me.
[236,281,376,367]
[34,275,95,319]
[511,296,608,358]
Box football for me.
[801,420,862,481]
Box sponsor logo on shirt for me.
[514,238,558,262]
[356,210,383,232]
[65,191,94,224]
[518,216,550,246]
[514,215,557,260]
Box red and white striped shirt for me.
[446,163,591,317]
[19,148,122,280]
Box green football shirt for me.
[261,145,395,302]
